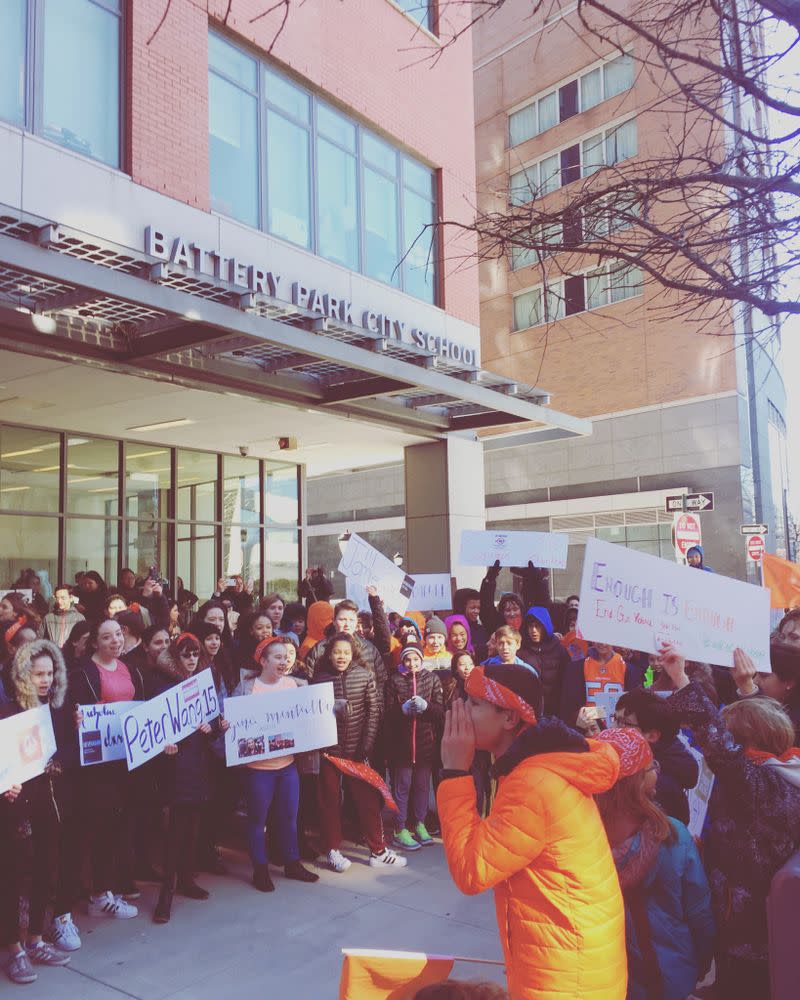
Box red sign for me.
[674,513,702,557]
[747,535,765,562]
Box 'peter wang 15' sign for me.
[121,669,220,770]
[145,227,477,369]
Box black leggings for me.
[0,808,59,946]
[81,764,137,894]
[162,804,203,887]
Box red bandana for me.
[253,635,282,664]
[596,727,653,778]
[465,665,537,725]
[5,616,27,643]
[176,631,199,647]
[324,755,398,812]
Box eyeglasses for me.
[645,761,660,774]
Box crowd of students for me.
[1,561,800,997]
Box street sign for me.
[665,492,714,513]
[673,513,702,558]
[741,523,769,535]
[747,535,765,562]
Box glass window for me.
[209,73,259,227]
[582,133,605,175]
[558,79,579,121]
[604,53,634,99]
[317,102,356,151]
[560,144,580,186]
[363,132,398,175]
[404,157,434,198]
[0,427,61,513]
[125,446,171,519]
[128,521,169,580]
[317,136,359,269]
[0,514,59,592]
[177,450,217,522]
[65,517,118,587]
[509,104,536,147]
[209,32,257,89]
[538,92,558,132]
[267,110,311,247]
[510,166,537,206]
[394,0,433,30]
[609,264,642,302]
[264,68,310,122]
[177,525,217,601]
[265,528,298,596]
[402,187,436,303]
[364,166,400,285]
[223,521,261,595]
[0,0,25,127]
[511,241,539,270]
[67,437,119,516]
[586,267,608,309]
[564,274,586,315]
[513,288,542,331]
[606,119,637,164]
[544,283,564,321]
[265,463,298,527]
[539,153,560,195]
[41,0,121,167]
[580,68,602,111]
[223,455,261,519]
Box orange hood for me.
[299,601,334,659]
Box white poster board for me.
[679,733,716,839]
[576,537,770,670]
[0,589,33,605]
[338,533,416,614]
[121,668,220,770]
[459,529,568,569]
[78,701,137,766]
[406,574,453,612]
[223,682,337,767]
[0,705,57,794]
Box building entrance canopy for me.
[0,205,589,441]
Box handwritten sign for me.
[576,538,770,670]
[0,705,57,794]
[223,682,337,767]
[121,668,220,770]
[78,702,137,766]
[406,574,453,612]
[0,589,33,605]
[459,529,568,569]
[679,733,716,839]
[338,533,416,614]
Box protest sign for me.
[406,574,453,612]
[0,589,33,605]
[576,537,770,670]
[0,705,57,794]
[459,529,568,569]
[679,733,715,839]
[121,668,220,770]
[223,681,337,767]
[338,533,416,614]
[78,701,137,766]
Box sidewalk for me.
[18,842,505,998]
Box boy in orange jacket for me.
[438,663,626,1000]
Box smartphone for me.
[148,566,158,581]
[225,578,236,588]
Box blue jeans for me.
[244,764,300,867]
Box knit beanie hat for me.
[425,616,447,637]
[596,727,653,778]
[400,641,425,662]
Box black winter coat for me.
[306,635,387,712]
[383,669,444,768]
[519,635,571,718]
[653,735,699,826]
[69,657,146,705]
[310,663,379,761]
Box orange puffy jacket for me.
[438,725,626,1000]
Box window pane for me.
[0,427,61,513]
[404,157,434,198]
[362,132,397,175]
[597,525,625,543]
[513,288,542,330]
[177,525,217,603]
[267,110,310,247]
[606,119,637,164]
[363,166,400,285]
[511,241,538,270]
[265,528,298,597]
[582,133,604,176]
[545,283,564,321]
[604,53,634,98]
[317,102,355,151]
[609,265,642,302]
[125,446,171,519]
[0,514,59,594]
[177,450,217,522]
[402,187,436,303]
[41,0,120,166]
[223,522,261,597]
[394,0,432,30]
[558,79,578,121]
[0,0,25,126]
[586,268,608,309]
[65,517,118,588]
[128,521,169,581]
[317,138,359,270]
[209,73,259,227]
[563,274,586,315]
[67,437,119,516]
[560,144,580,186]
[581,68,602,111]
[224,455,261,520]
[539,153,560,194]
[209,33,257,90]
[265,463,298,527]
[538,92,558,132]
[509,104,536,146]
[264,68,309,123]
[510,166,537,206]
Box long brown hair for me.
[596,770,674,846]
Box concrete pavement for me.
[16,842,506,998]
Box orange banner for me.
[339,950,454,1000]
[763,553,800,610]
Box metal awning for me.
[0,206,591,440]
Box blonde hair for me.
[493,625,521,645]
[596,769,674,846]
[11,639,67,710]
[722,697,795,756]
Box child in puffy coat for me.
[384,642,444,851]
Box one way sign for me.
[665,492,714,513]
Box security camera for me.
[238,445,249,457]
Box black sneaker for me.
[253,865,275,893]
[177,879,209,900]
[284,860,319,883]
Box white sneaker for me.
[369,848,408,869]
[327,849,352,873]
[26,941,71,967]
[47,913,82,951]
[88,891,138,919]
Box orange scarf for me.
[745,747,800,765]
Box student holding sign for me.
[0,640,73,984]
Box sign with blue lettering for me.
[121,669,219,771]
[78,701,137,766]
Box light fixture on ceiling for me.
[126,418,194,433]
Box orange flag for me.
[763,553,800,610]
[339,949,454,1000]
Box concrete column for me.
[404,435,486,589]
